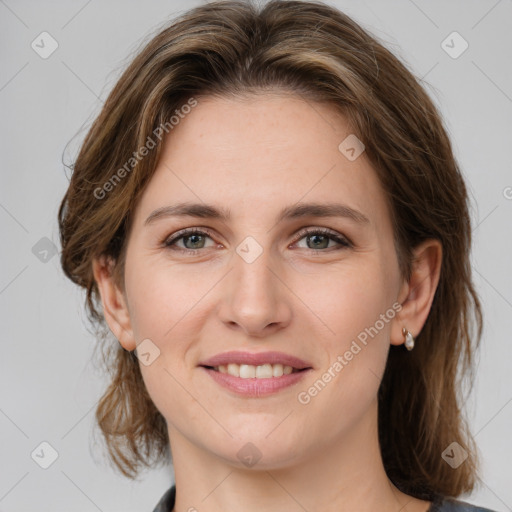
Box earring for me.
[402,327,415,351]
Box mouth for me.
[199,350,312,376]
[198,351,312,396]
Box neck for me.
[167,399,430,512]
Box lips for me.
[199,351,313,396]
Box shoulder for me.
[151,488,499,512]
[432,497,498,512]
[152,485,175,512]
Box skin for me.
[94,93,441,512]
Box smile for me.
[199,350,312,396]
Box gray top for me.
[152,486,498,512]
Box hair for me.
[58,0,483,499]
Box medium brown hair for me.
[58,0,483,498]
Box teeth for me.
[254,364,271,378]
[227,363,239,377]
[240,364,256,378]
[215,363,297,378]
[272,364,283,377]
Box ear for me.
[92,256,136,351]
[391,239,442,347]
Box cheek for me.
[295,268,394,437]
[303,260,393,342]
[123,252,209,341]
[124,260,209,428]
[301,259,395,390]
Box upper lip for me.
[199,351,312,370]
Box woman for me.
[58,1,496,511]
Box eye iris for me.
[184,234,205,249]
[308,234,329,249]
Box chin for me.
[212,432,305,470]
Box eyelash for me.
[162,227,352,255]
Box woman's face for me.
[118,94,406,468]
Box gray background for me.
[1,0,511,510]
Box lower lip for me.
[201,367,311,397]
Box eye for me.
[291,227,352,251]
[163,228,218,254]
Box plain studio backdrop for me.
[0,0,511,511]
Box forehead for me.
[134,94,390,229]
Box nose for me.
[217,246,292,338]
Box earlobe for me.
[92,256,136,351]
[391,239,442,348]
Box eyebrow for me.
[144,201,370,226]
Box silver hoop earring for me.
[402,327,415,351]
